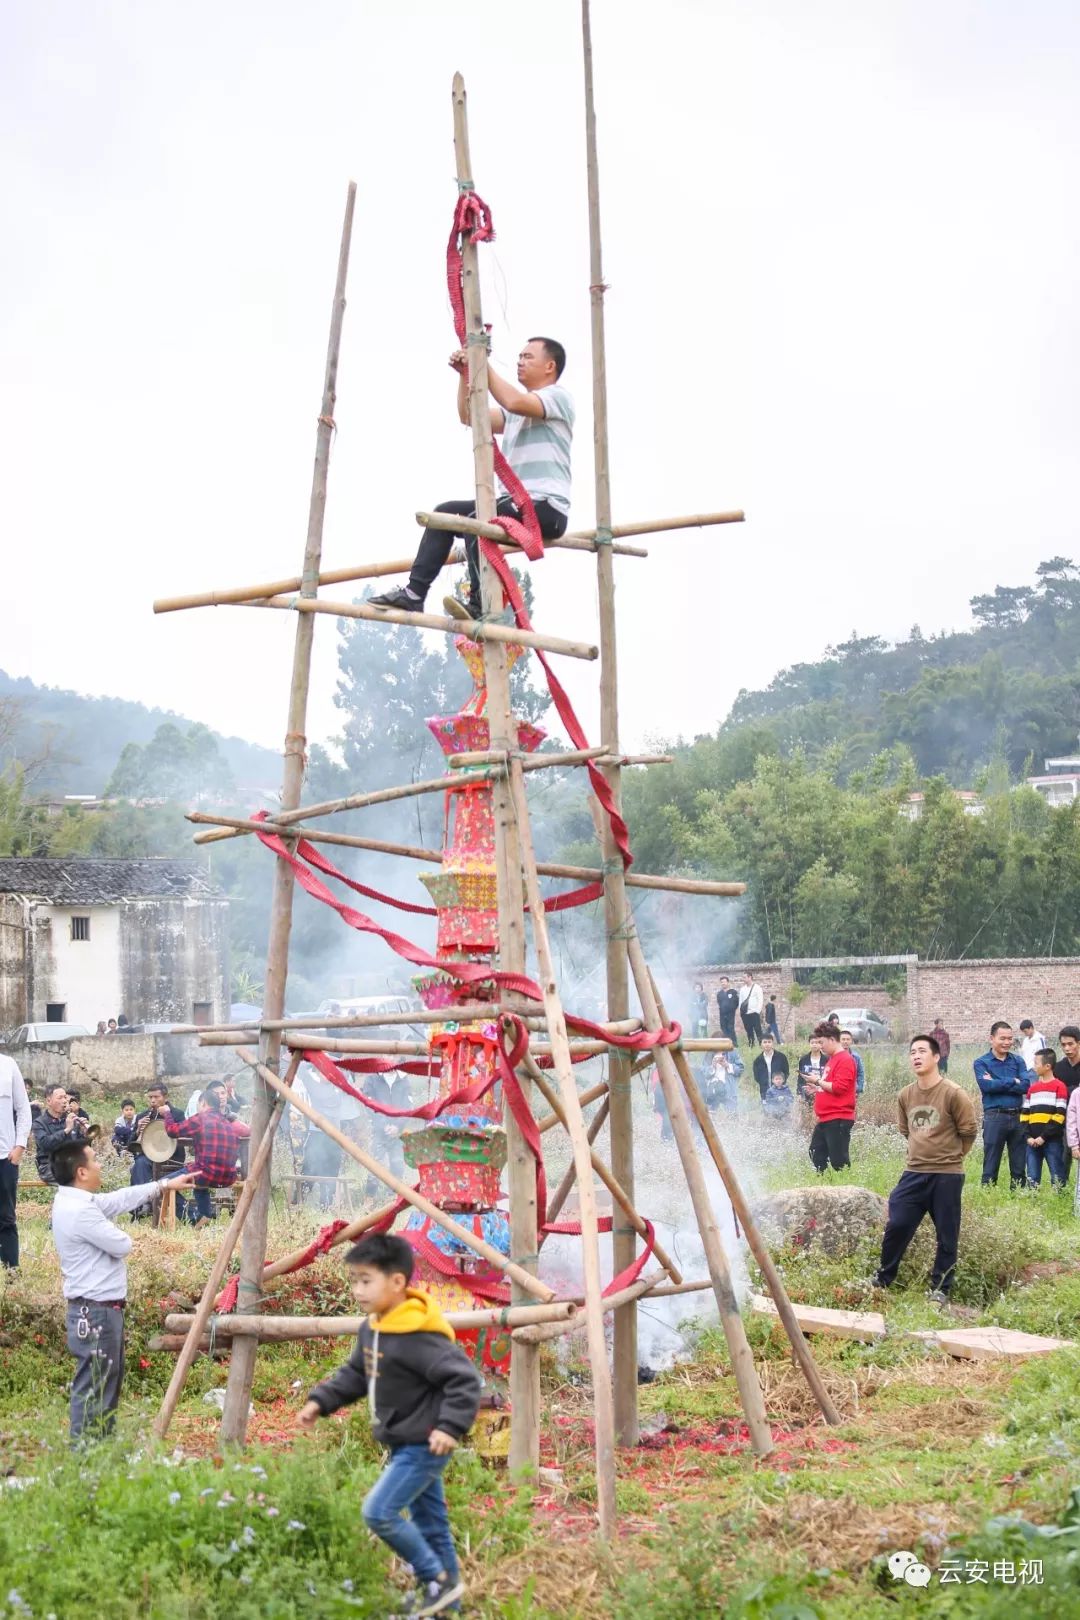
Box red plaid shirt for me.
[165,1109,250,1187]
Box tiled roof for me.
[0,859,221,903]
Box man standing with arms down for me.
[973,1021,1031,1189]
[873,1034,977,1303]
[0,1049,31,1269]
[739,973,764,1048]
[716,977,740,1047]
[805,1022,858,1172]
[370,338,573,622]
[50,1138,193,1443]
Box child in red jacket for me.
[804,1021,857,1173]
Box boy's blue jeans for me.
[1026,1139,1067,1187]
[362,1443,457,1583]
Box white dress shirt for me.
[0,1054,32,1160]
[51,1182,163,1301]
[740,983,764,1016]
[1020,1033,1045,1071]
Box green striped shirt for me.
[499,383,574,514]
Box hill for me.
[0,668,281,796]
[721,556,1080,781]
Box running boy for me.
[296,1233,482,1619]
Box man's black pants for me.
[719,1014,738,1046]
[741,1012,763,1048]
[0,1158,19,1268]
[981,1109,1027,1188]
[878,1170,963,1294]
[409,496,568,607]
[809,1119,852,1173]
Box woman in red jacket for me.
[804,1021,857,1173]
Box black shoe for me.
[442,594,479,623]
[369,587,423,611]
[927,1287,950,1306]
[389,1573,465,1618]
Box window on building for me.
[46,1003,67,1022]
[192,1002,213,1027]
[71,915,91,942]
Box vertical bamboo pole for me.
[219,182,357,1443]
[625,934,773,1456]
[451,76,540,1481]
[581,0,637,1446]
[509,761,616,1534]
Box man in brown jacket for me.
[872,1033,978,1303]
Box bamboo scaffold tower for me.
[150,22,839,1539]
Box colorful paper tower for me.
[400,636,543,1375]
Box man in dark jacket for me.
[716,977,740,1046]
[752,1037,789,1101]
[32,1085,87,1186]
[296,1233,481,1619]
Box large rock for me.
[750,1185,888,1258]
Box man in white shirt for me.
[369,337,573,621]
[1018,1020,1046,1072]
[50,1138,192,1443]
[0,1052,32,1268]
[739,973,764,1047]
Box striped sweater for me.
[1020,1076,1069,1141]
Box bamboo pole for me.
[447,745,609,770]
[176,1010,642,1038]
[522,1053,681,1285]
[452,73,544,1482]
[245,1047,553,1301]
[417,512,648,556]
[187,814,746,899]
[649,976,841,1426]
[220,184,356,1446]
[512,1271,663,1345]
[579,0,639,1450]
[538,1079,609,1136]
[262,1199,399,1283]
[544,1093,610,1222]
[625,934,773,1456]
[415,508,744,546]
[164,1300,578,1340]
[153,552,465,615]
[153,1056,298,1439]
[508,758,617,1536]
[245,593,598,661]
[199,1030,732,1057]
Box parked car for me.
[826,1008,891,1044]
[4,1022,92,1046]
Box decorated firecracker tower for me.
[399,635,543,1380]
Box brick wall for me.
[910,958,1080,1046]
[693,956,1080,1046]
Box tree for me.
[105,722,235,804]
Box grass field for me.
[1,1047,1078,1618]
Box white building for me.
[1027,746,1080,808]
[900,790,984,822]
[0,858,229,1032]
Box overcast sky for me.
[3,0,1079,763]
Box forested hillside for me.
[0,669,280,795]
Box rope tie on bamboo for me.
[600,856,622,875]
[589,282,610,294]
[594,526,614,547]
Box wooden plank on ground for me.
[750,1293,886,1342]
[911,1326,1075,1361]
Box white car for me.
[7,1022,92,1045]
[826,1008,891,1044]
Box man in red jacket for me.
[804,1021,857,1173]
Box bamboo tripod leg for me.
[625,934,773,1456]
[545,1094,610,1223]
[580,0,638,1453]
[509,760,617,1538]
[649,978,841,1426]
[220,182,357,1444]
[153,1070,294,1439]
[451,73,541,1483]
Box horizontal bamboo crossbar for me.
[415,511,648,557]
[537,1078,609,1133]
[188,815,746,899]
[245,594,599,661]
[172,1010,643,1038]
[164,1300,577,1340]
[416,508,745,548]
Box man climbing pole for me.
[369,337,573,621]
